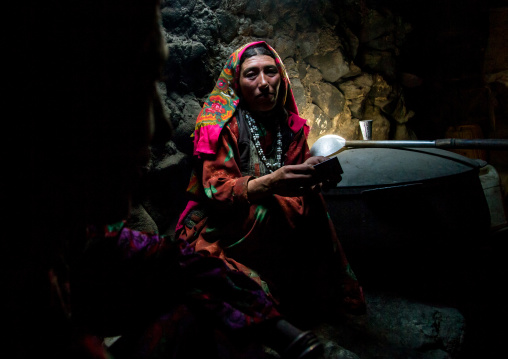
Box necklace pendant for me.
[246,111,283,173]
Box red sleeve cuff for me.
[233,176,254,205]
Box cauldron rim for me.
[334,147,485,188]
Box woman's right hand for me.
[247,158,328,201]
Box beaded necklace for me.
[245,111,283,173]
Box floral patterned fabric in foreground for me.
[65,221,281,358]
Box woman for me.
[176,41,366,324]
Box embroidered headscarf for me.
[192,41,300,158]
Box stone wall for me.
[160,0,416,153]
[144,0,422,235]
[148,0,507,232]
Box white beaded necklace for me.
[245,111,283,173]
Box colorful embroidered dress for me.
[176,42,366,322]
[71,221,281,358]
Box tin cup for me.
[359,120,373,140]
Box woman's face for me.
[239,54,281,113]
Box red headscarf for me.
[191,41,304,158]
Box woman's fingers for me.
[303,156,328,166]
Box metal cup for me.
[359,119,373,140]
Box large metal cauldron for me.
[323,147,492,298]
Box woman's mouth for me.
[256,93,275,99]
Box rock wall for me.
[142,0,419,235]
[160,0,414,152]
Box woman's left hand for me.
[304,156,342,192]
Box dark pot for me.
[323,147,491,300]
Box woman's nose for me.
[259,73,269,88]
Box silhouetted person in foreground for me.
[12,1,323,358]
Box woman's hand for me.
[247,156,340,201]
[308,156,343,191]
[302,156,328,166]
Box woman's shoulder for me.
[224,114,240,137]
[287,111,310,136]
